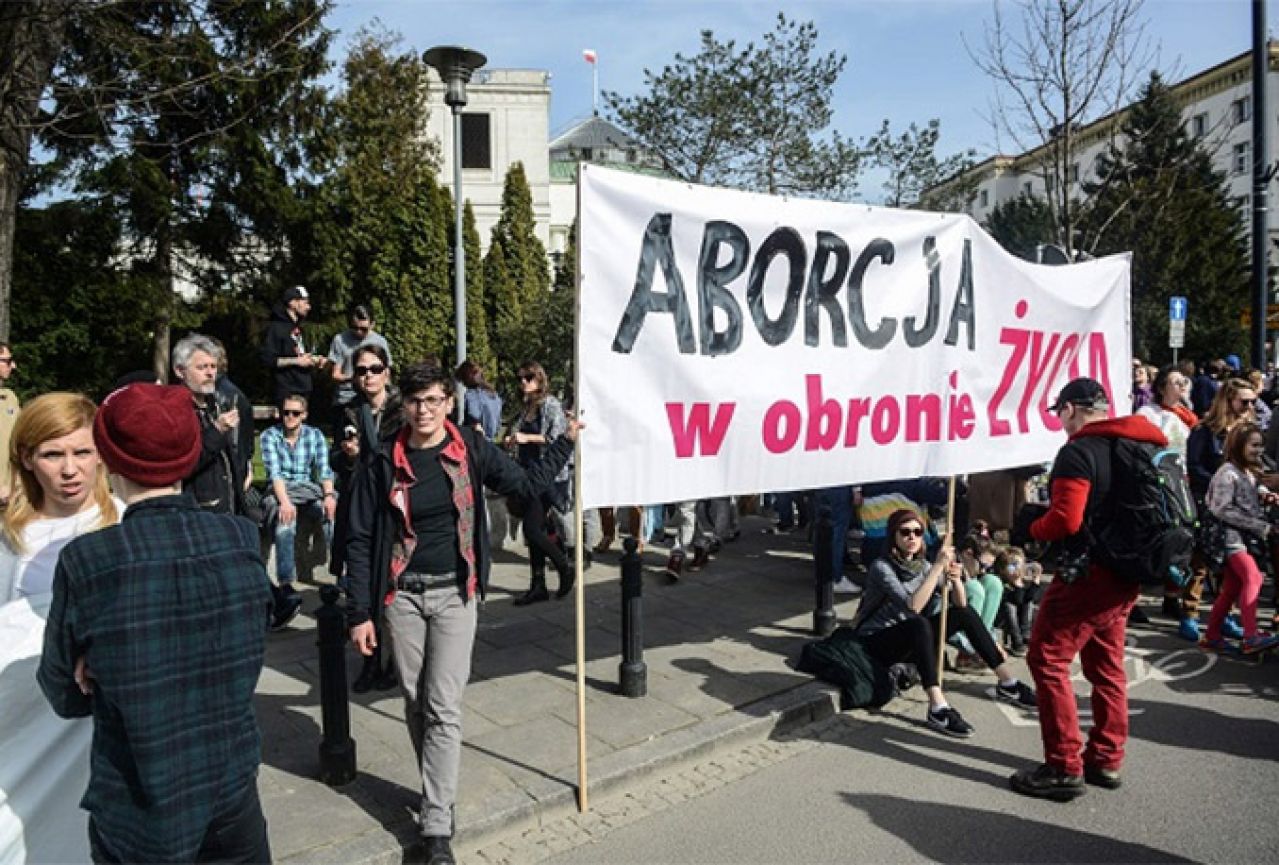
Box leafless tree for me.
[968,0,1153,259]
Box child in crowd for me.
[995,547,1041,657]
[952,532,1005,670]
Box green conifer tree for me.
[1082,72,1249,363]
[491,162,549,369]
[542,221,578,396]
[462,199,493,376]
[483,233,518,395]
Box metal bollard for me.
[316,585,357,786]
[812,504,836,636]
[618,537,647,697]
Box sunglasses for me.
[354,364,386,376]
[282,409,305,418]
[519,373,537,382]
[1239,398,1256,406]
[897,527,924,538]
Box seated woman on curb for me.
[851,508,1037,738]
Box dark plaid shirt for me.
[38,494,272,863]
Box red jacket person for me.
[1010,377,1167,801]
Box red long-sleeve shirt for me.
[1030,415,1169,543]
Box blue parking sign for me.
[1169,296,1188,321]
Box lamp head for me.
[423,46,488,108]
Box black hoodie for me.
[259,303,311,401]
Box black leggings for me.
[861,606,1003,690]
[523,489,569,581]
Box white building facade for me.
[951,45,1279,251]
[424,68,553,250]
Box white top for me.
[9,498,125,600]
[1137,404,1192,458]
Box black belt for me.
[396,572,456,593]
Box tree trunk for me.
[0,159,21,342]
[151,220,173,383]
[0,0,72,341]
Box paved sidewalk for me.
[255,516,847,863]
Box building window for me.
[1191,112,1208,138]
[1069,163,1080,183]
[461,113,491,170]
[979,189,989,208]
[1234,141,1250,175]
[1233,97,1251,125]
[1023,181,1033,196]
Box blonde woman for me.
[1,393,122,864]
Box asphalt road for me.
[530,628,1279,865]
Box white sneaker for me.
[833,576,862,595]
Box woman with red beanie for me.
[851,508,1036,738]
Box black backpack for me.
[1088,438,1197,587]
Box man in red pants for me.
[1010,377,1167,801]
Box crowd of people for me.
[3,280,1279,862]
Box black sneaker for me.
[421,835,455,865]
[1127,606,1151,626]
[270,590,303,632]
[995,680,1037,710]
[1010,763,1086,801]
[1084,764,1123,789]
[1161,596,1182,619]
[926,706,974,738]
[688,546,710,571]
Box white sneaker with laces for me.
[832,576,862,595]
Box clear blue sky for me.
[332,0,1269,199]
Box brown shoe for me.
[665,550,685,581]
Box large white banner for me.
[577,165,1131,509]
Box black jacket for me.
[344,423,572,628]
[184,395,246,515]
[259,304,311,399]
[328,387,402,578]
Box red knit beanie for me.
[94,383,201,487]
[886,508,926,540]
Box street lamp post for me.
[423,45,487,412]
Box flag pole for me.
[573,162,589,813]
[936,476,958,686]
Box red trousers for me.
[1026,568,1138,776]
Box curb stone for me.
[277,681,838,863]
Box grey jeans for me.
[384,582,478,837]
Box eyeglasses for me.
[281,409,305,418]
[897,527,924,538]
[352,326,370,335]
[1238,398,1256,406]
[519,373,537,383]
[0,357,13,365]
[354,364,386,377]
[407,395,448,410]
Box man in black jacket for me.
[174,333,245,515]
[260,285,326,406]
[345,364,580,865]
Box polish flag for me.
[583,48,597,64]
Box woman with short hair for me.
[344,362,579,863]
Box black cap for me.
[1049,377,1110,413]
[282,285,309,303]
